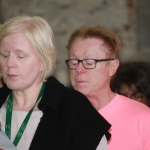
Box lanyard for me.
[5,82,46,146]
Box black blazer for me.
[0,76,111,150]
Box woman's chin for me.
[6,84,20,91]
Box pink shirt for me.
[99,94,150,150]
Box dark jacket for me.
[0,76,111,150]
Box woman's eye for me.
[86,60,94,65]
[87,62,93,65]
[1,54,9,58]
[17,54,25,58]
[72,62,77,65]
[4,55,8,58]
[18,56,24,58]
[71,61,78,65]
[16,52,26,58]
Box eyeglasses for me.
[65,58,115,70]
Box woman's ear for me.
[109,59,119,76]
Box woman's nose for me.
[6,55,15,67]
[75,62,85,73]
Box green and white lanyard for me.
[5,82,46,146]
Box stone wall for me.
[1,0,150,85]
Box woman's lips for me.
[77,81,86,84]
[8,74,17,78]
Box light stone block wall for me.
[1,0,150,85]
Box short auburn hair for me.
[66,25,121,57]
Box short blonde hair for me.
[0,15,56,81]
[66,25,121,57]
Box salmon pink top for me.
[99,94,150,150]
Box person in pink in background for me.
[65,25,150,150]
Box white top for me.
[96,135,108,150]
[0,105,43,150]
[0,130,17,150]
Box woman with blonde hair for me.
[0,15,110,150]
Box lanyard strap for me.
[5,82,46,146]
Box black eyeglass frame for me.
[65,58,115,70]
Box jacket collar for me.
[0,85,10,107]
[38,76,65,110]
